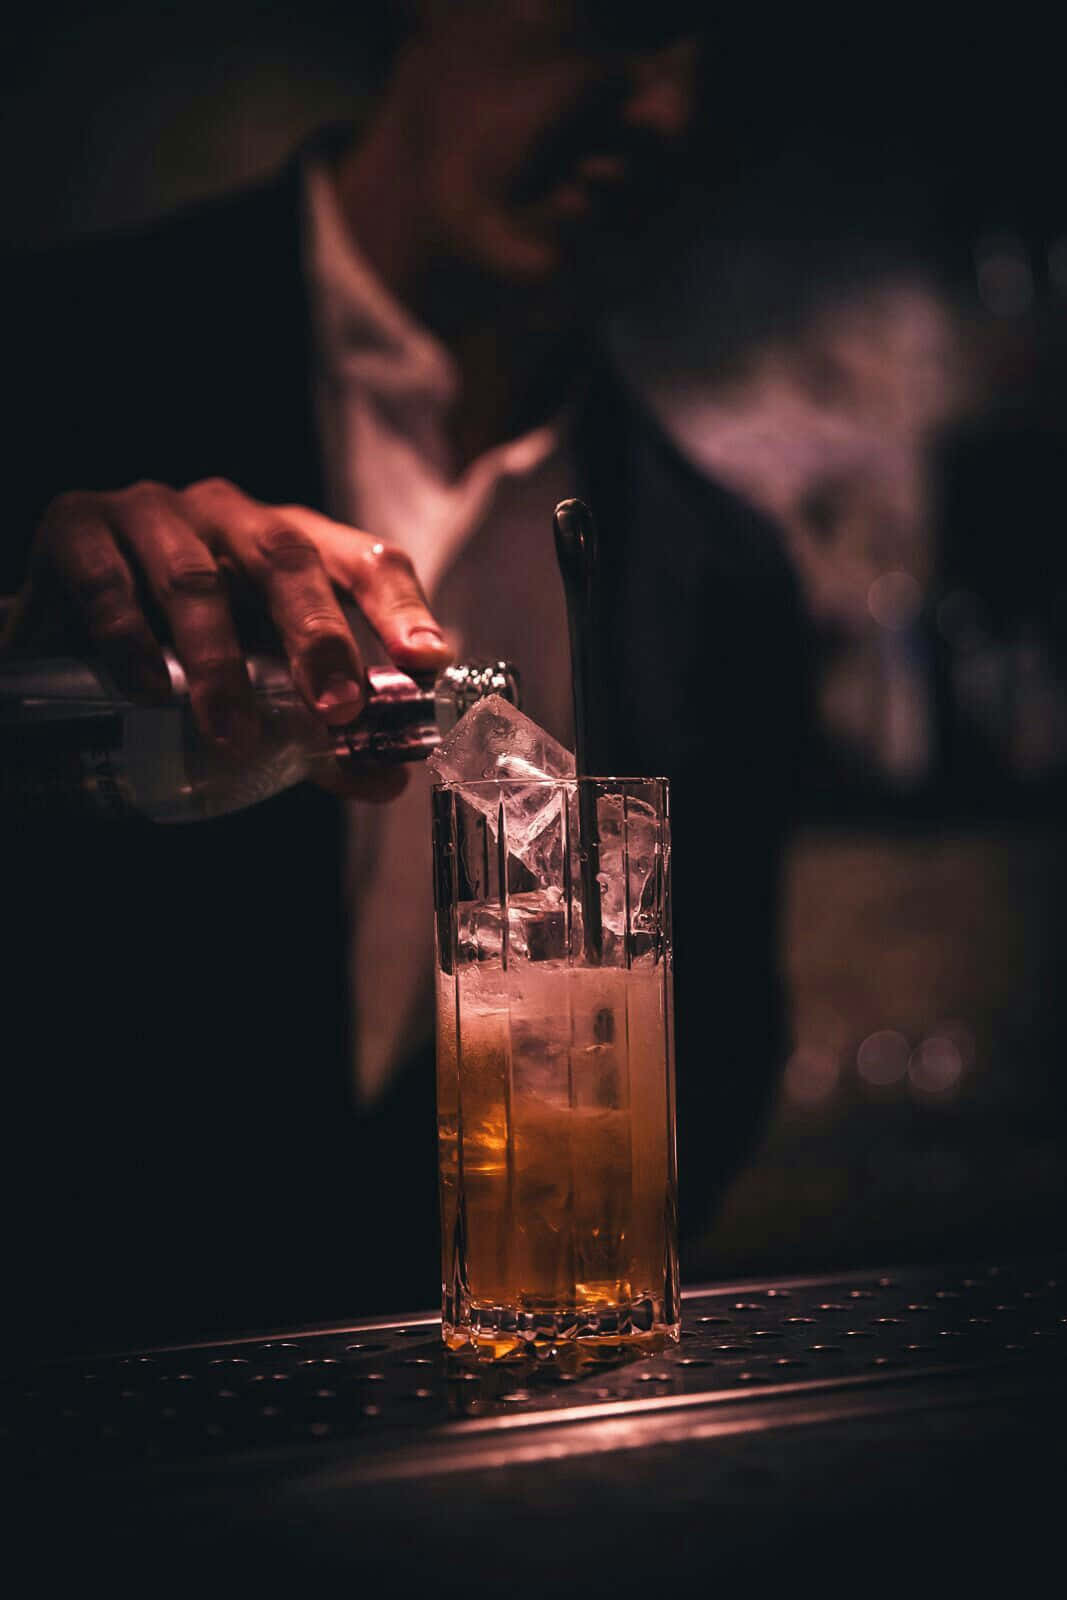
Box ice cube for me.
[456,889,568,966]
[594,793,662,938]
[429,695,574,787]
[429,695,575,874]
[430,701,663,943]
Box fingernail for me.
[406,626,448,649]
[315,674,364,722]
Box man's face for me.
[398,2,702,285]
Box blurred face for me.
[394,1,701,284]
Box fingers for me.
[33,493,171,703]
[247,525,365,725]
[105,483,258,750]
[270,505,454,679]
[26,478,453,778]
[183,480,368,726]
[346,538,454,676]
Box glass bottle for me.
[0,652,518,822]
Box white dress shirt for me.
[302,160,575,1105]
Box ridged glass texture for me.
[433,777,679,1361]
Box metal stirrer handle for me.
[553,497,603,962]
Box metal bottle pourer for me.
[332,660,520,762]
[553,497,604,962]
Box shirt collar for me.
[304,157,459,409]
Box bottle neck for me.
[0,649,518,768]
[332,668,438,764]
[331,660,520,766]
[433,661,521,734]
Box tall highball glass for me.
[432,776,679,1360]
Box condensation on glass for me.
[432,776,679,1361]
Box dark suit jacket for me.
[2,152,805,1355]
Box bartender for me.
[1,2,802,1353]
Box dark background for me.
[3,7,1060,255]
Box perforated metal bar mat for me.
[5,1259,1064,1478]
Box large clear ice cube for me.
[431,697,663,947]
[429,695,575,876]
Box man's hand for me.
[2,478,453,799]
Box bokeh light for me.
[867,570,922,630]
[930,1019,976,1073]
[856,1030,910,1086]
[784,1046,840,1105]
[909,1035,964,1096]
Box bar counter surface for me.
[6,1259,1064,1589]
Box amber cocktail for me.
[432,777,679,1360]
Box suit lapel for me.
[168,159,327,512]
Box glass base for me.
[442,1294,680,1364]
